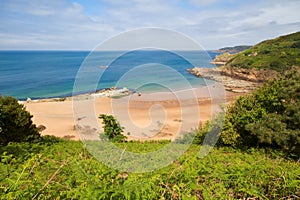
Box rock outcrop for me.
[210,52,235,66]
[219,67,278,83]
[187,67,259,92]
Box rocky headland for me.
[188,50,265,93]
[187,67,259,93]
[210,52,235,66]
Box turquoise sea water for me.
[0,50,219,100]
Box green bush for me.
[269,60,283,71]
[291,41,300,48]
[0,96,40,145]
[98,114,127,142]
[219,71,300,156]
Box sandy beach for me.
[24,85,242,141]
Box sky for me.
[0,0,299,50]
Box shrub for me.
[98,114,127,142]
[269,60,283,71]
[0,96,40,145]
[291,41,300,48]
[219,71,300,156]
[261,49,271,54]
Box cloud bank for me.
[0,0,299,50]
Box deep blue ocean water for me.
[0,50,220,100]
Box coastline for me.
[23,85,243,141]
[21,87,133,103]
[187,67,260,93]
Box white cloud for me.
[0,0,299,50]
[96,28,203,50]
[227,1,300,30]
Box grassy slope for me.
[1,140,299,199]
[219,45,252,53]
[226,32,300,72]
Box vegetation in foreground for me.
[221,71,300,155]
[0,96,40,146]
[0,139,299,199]
[99,114,127,142]
[185,71,300,159]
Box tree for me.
[98,114,127,142]
[0,96,40,145]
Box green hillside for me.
[226,32,300,72]
[218,45,252,53]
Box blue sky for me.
[1,0,299,50]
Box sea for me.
[0,50,220,100]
